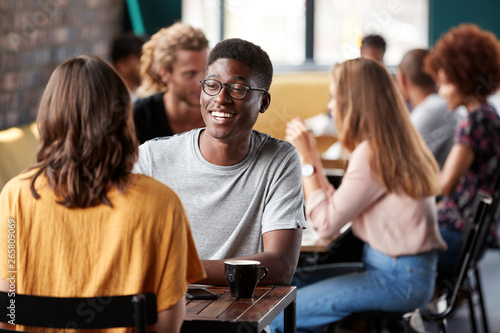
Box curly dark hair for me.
[424,24,500,100]
[207,38,273,90]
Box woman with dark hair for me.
[424,24,500,269]
[0,55,205,332]
[271,58,447,333]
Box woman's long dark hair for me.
[29,55,139,208]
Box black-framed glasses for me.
[200,79,267,100]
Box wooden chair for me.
[328,194,493,333]
[0,292,157,332]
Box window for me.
[314,0,428,66]
[182,0,428,69]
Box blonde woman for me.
[271,58,447,333]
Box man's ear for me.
[395,69,408,96]
[114,60,126,75]
[159,67,170,85]
[259,92,271,114]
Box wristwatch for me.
[301,164,315,177]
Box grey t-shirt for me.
[134,129,306,260]
[410,93,461,169]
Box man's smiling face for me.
[200,58,268,143]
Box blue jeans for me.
[270,244,438,333]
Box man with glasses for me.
[134,38,305,286]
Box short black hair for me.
[111,33,148,64]
[399,49,435,88]
[207,38,273,90]
[361,34,387,53]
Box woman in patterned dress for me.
[425,24,500,270]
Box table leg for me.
[283,299,296,332]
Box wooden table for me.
[299,224,364,266]
[182,285,296,333]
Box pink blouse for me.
[306,141,447,257]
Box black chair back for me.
[0,292,157,332]
[449,196,492,310]
[417,195,493,332]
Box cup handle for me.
[258,266,268,283]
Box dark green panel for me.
[429,0,500,45]
[132,0,182,36]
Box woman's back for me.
[1,171,205,331]
[439,105,500,230]
[2,171,204,296]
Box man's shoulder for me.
[251,131,300,171]
[133,92,164,112]
[142,130,194,150]
[412,94,457,126]
[253,130,295,154]
[419,94,450,114]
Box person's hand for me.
[285,117,317,163]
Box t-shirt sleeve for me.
[154,193,206,312]
[455,111,483,153]
[132,143,153,175]
[261,146,307,233]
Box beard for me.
[170,85,201,108]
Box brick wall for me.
[0,0,123,130]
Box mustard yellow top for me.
[1,171,206,331]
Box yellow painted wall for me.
[254,72,330,140]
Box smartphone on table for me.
[186,287,219,300]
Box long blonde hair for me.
[335,58,439,198]
[136,22,208,97]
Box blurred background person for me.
[0,55,205,333]
[110,32,148,102]
[396,48,461,169]
[272,57,446,333]
[424,24,500,273]
[133,23,209,144]
[360,34,386,63]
